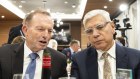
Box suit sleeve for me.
[60,56,67,77]
[71,56,80,79]
[136,55,140,79]
[130,49,140,79]
[0,61,2,79]
[61,49,67,56]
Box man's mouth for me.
[39,41,47,44]
[94,40,102,44]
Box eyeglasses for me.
[85,22,109,35]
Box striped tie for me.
[102,52,112,79]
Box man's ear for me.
[110,21,116,34]
[110,21,115,28]
[22,25,28,36]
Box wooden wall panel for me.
[0,20,89,50]
[0,21,22,46]
[70,21,81,41]
[81,26,89,49]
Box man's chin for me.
[37,45,47,50]
[94,45,105,50]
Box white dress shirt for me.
[97,41,116,79]
[23,42,43,79]
[70,47,74,55]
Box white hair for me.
[48,39,58,50]
[83,9,111,26]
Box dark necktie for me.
[102,52,112,79]
[24,53,38,79]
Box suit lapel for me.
[68,48,72,59]
[116,44,129,69]
[12,43,24,74]
[86,47,98,79]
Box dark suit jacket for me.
[71,44,140,79]
[62,48,73,60]
[0,43,67,79]
[7,24,23,44]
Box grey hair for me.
[83,9,111,26]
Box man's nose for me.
[43,30,49,38]
[92,29,100,38]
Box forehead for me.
[32,13,53,22]
[85,15,107,27]
[75,42,80,46]
[29,13,54,25]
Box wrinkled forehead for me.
[84,15,107,27]
[23,13,54,26]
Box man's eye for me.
[86,29,93,33]
[48,30,53,33]
[38,28,44,31]
[96,24,104,30]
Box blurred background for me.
[0,0,140,50]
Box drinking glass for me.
[58,77,76,79]
[13,74,22,79]
[13,74,29,79]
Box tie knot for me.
[29,53,38,60]
[102,52,109,58]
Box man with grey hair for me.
[71,9,140,79]
[0,9,67,79]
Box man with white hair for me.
[71,9,140,79]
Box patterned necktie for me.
[24,53,38,79]
[102,52,112,79]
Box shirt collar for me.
[70,47,74,53]
[24,42,43,60]
[97,41,116,60]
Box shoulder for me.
[0,44,20,57]
[124,47,140,56]
[63,48,70,51]
[0,44,19,51]
[47,47,66,59]
[123,47,140,64]
[117,44,140,54]
[117,45,140,58]
[62,48,70,53]
[73,47,96,58]
[77,47,96,54]
[9,25,22,35]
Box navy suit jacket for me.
[62,48,73,60]
[71,44,140,79]
[0,43,67,79]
